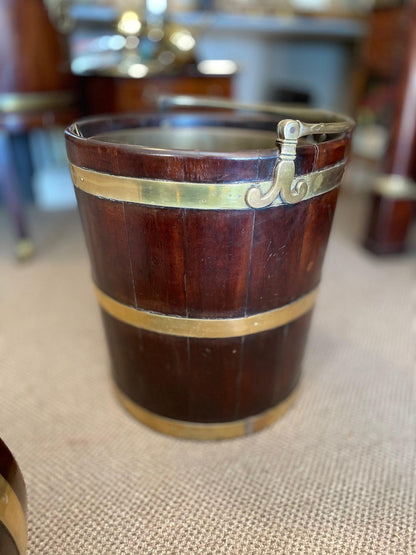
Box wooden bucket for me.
[66,96,353,439]
[0,438,27,555]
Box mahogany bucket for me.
[0,438,27,555]
[65,96,354,440]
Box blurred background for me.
[1,4,415,552]
[0,0,415,256]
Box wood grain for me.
[75,189,136,307]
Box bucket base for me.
[115,386,298,440]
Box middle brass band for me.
[95,285,319,339]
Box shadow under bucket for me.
[65,96,354,440]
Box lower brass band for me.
[115,385,298,440]
[95,285,319,339]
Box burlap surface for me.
[0,191,415,554]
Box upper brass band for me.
[0,474,27,555]
[158,97,353,208]
[95,285,319,339]
[71,162,345,210]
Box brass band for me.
[115,385,298,440]
[70,162,345,211]
[95,285,318,339]
[0,474,27,555]
[0,91,75,113]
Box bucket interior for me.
[75,111,342,156]
[91,126,278,152]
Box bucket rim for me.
[65,108,354,160]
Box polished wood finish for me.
[96,191,337,424]
[0,438,27,555]
[125,204,188,315]
[115,384,298,440]
[75,189,136,307]
[66,113,348,181]
[66,111,351,433]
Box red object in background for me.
[81,67,233,115]
[363,4,416,254]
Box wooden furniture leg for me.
[0,130,33,259]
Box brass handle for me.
[157,95,354,130]
[247,118,349,208]
[158,95,354,209]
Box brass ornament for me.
[246,119,349,208]
[246,119,307,208]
